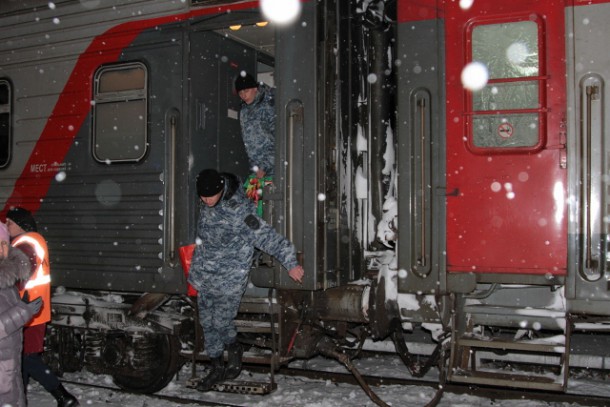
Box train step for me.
[185,293,286,388]
[457,337,566,354]
[449,369,565,392]
[463,304,567,330]
[448,310,572,392]
[233,297,281,334]
[185,378,277,395]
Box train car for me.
[1,0,610,403]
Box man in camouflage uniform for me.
[234,72,276,178]
[188,169,304,392]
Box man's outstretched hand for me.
[288,265,304,284]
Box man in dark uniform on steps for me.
[188,169,304,391]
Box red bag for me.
[179,244,198,297]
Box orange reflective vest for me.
[13,232,51,326]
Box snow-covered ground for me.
[25,355,605,407]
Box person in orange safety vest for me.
[6,207,79,407]
[13,229,50,326]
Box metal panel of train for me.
[1,0,610,404]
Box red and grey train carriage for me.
[0,0,609,401]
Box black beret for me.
[196,169,225,197]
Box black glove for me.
[24,296,43,316]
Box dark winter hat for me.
[6,207,37,233]
[197,169,225,197]
[234,73,258,92]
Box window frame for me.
[464,14,547,154]
[92,62,149,163]
[0,79,11,169]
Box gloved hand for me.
[23,296,43,316]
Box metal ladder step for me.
[448,310,571,392]
[238,300,280,314]
[458,337,566,354]
[449,369,565,392]
[186,293,284,393]
[464,304,566,330]
[185,378,277,395]
[212,380,277,395]
[233,297,281,333]
[234,318,278,334]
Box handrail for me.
[287,111,294,242]
[411,89,432,278]
[285,100,303,243]
[417,97,427,268]
[585,85,595,269]
[578,75,604,281]
[168,115,177,260]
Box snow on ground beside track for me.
[25,354,600,407]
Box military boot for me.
[50,384,79,407]
[197,356,225,392]
[225,341,243,380]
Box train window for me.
[92,63,148,163]
[469,20,542,149]
[0,80,10,168]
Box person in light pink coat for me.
[0,221,41,407]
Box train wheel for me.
[112,333,184,394]
[44,326,84,374]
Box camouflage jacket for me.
[188,172,298,291]
[239,84,276,175]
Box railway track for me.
[62,378,247,407]
[60,363,610,407]
[272,366,610,407]
[278,368,610,407]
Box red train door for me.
[445,1,567,275]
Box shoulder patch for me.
[245,214,260,230]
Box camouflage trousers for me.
[197,275,248,358]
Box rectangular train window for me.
[0,80,10,168]
[467,19,544,151]
[93,63,148,163]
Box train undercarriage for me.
[44,267,610,406]
[0,1,607,406]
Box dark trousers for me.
[23,353,60,392]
